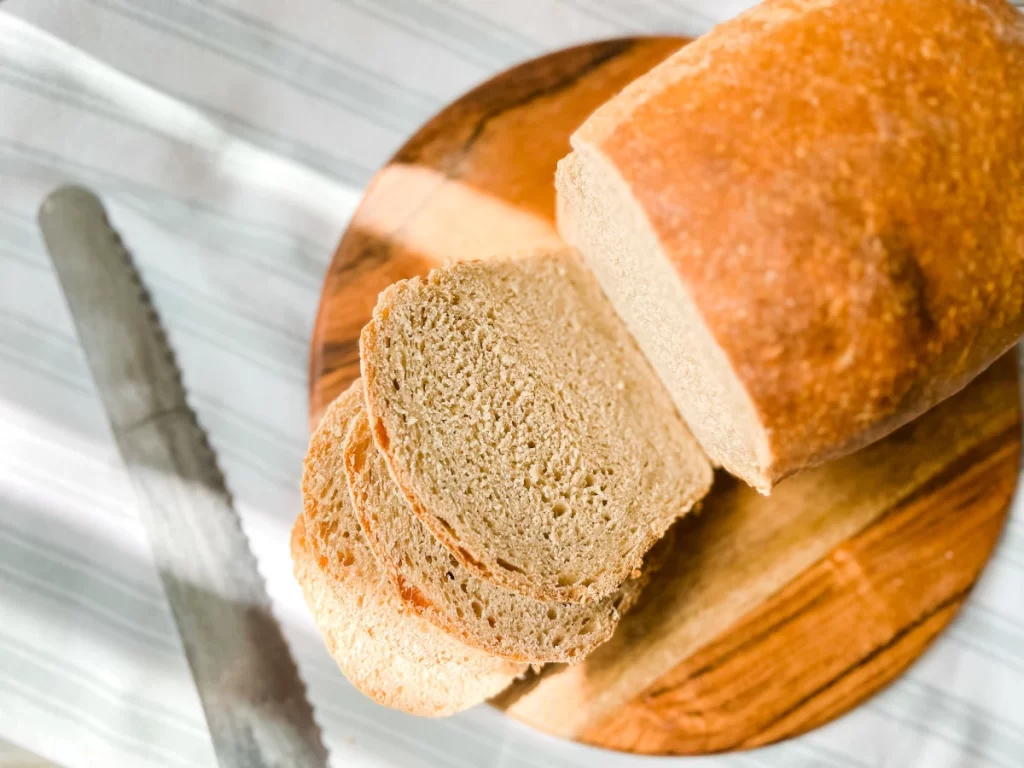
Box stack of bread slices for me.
[295,251,713,715]
[294,0,1024,716]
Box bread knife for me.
[38,186,328,768]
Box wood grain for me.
[497,355,1019,752]
[308,39,1021,754]
[40,187,328,768]
[309,37,685,423]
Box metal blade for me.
[38,186,328,768]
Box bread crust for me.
[570,0,1024,486]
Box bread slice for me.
[558,0,1024,493]
[297,383,524,716]
[360,249,712,603]
[345,406,655,663]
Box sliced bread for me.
[360,249,712,603]
[557,0,1024,492]
[345,405,656,663]
[297,383,524,716]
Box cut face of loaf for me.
[345,407,654,663]
[558,0,1024,493]
[297,383,523,716]
[557,149,769,490]
[360,249,712,603]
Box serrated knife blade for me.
[38,186,328,768]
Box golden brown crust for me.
[574,0,1024,483]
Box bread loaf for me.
[344,406,656,663]
[360,249,712,603]
[557,0,1024,492]
[297,383,523,716]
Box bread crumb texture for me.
[345,407,654,662]
[361,249,711,602]
[297,382,523,716]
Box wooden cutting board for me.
[308,38,1022,755]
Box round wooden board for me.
[309,38,1022,755]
